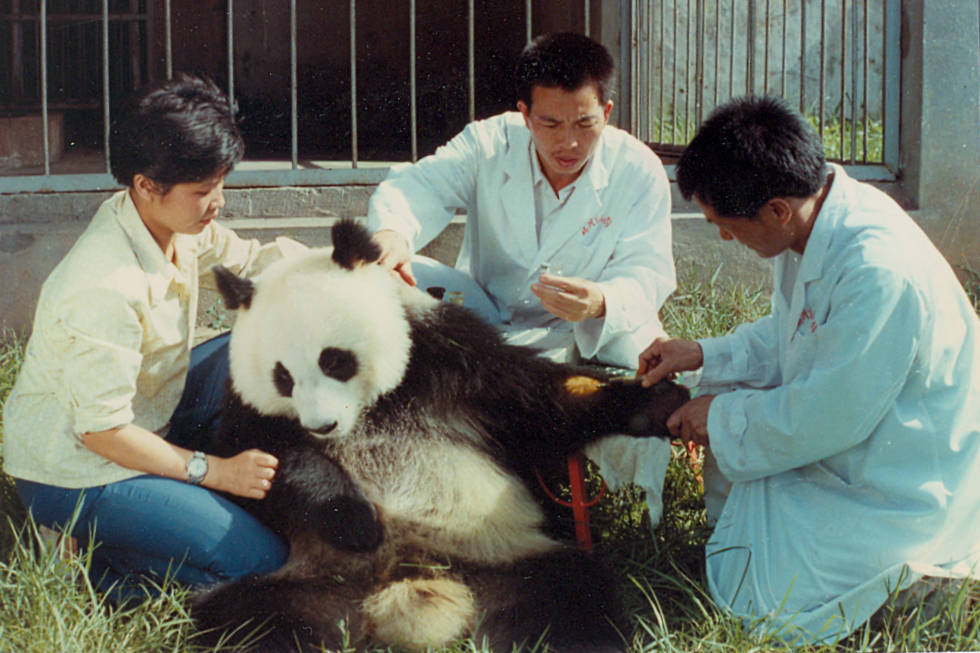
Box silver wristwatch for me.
[187,450,208,485]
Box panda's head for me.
[213,220,427,439]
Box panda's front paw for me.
[317,496,383,553]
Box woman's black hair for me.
[109,73,244,190]
[676,95,828,218]
[514,32,614,108]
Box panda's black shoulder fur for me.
[376,298,687,483]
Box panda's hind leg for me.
[191,574,363,652]
[361,577,477,651]
[472,548,626,653]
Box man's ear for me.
[602,99,613,122]
[765,198,794,226]
[517,100,531,125]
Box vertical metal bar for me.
[712,0,719,109]
[882,0,899,171]
[763,0,769,95]
[671,0,677,141]
[658,0,665,141]
[780,0,786,97]
[129,0,140,89]
[227,0,234,102]
[818,0,825,142]
[619,0,632,132]
[637,2,646,139]
[584,0,590,37]
[165,0,172,78]
[350,0,358,167]
[799,0,805,112]
[746,0,754,93]
[40,0,49,175]
[103,0,110,173]
[467,0,475,122]
[410,0,418,161]
[694,0,703,128]
[840,0,846,162]
[862,0,869,162]
[728,0,735,98]
[526,0,532,42]
[290,0,298,168]
[850,0,859,163]
[685,0,692,141]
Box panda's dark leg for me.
[565,378,691,445]
[471,549,626,653]
[192,575,362,653]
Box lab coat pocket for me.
[550,220,618,279]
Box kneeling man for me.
[639,95,980,644]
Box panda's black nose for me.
[309,421,338,436]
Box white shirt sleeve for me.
[57,288,143,437]
[706,265,922,482]
[366,122,482,250]
[698,310,783,390]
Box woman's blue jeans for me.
[14,333,288,602]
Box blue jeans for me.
[15,333,288,602]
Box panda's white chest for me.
[338,439,558,563]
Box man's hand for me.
[531,274,605,322]
[371,229,416,286]
[637,337,704,387]
[667,394,715,448]
[204,449,279,500]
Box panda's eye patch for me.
[273,362,295,397]
[319,347,358,382]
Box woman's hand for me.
[203,449,279,499]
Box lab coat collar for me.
[796,164,850,285]
[500,120,612,269]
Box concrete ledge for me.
[0,213,776,335]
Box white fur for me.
[228,249,412,437]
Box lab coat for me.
[697,165,980,643]
[366,111,675,369]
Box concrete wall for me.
[899,0,980,268]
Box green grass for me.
[1,270,978,653]
[651,111,884,164]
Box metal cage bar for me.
[102,0,110,173]
[627,0,895,177]
[1,0,900,194]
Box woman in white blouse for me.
[3,75,293,602]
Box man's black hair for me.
[109,73,244,190]
[514,32,615,107]
[676,95,828,218]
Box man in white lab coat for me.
[639,95,980,643]
[367,32,675,369]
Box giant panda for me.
[192,219,689,653]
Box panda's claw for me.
[318,495,383,553]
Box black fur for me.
[193,222,690,653]
[209,391,382,552]
[330,218,382,269]
[212,265,255,309]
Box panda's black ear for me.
[213,265,255,310]
[331,219,382,270]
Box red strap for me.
[534,452,607,551]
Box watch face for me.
[188,454,208,481]
[189,458,207,476]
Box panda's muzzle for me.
[307,421,339,437]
